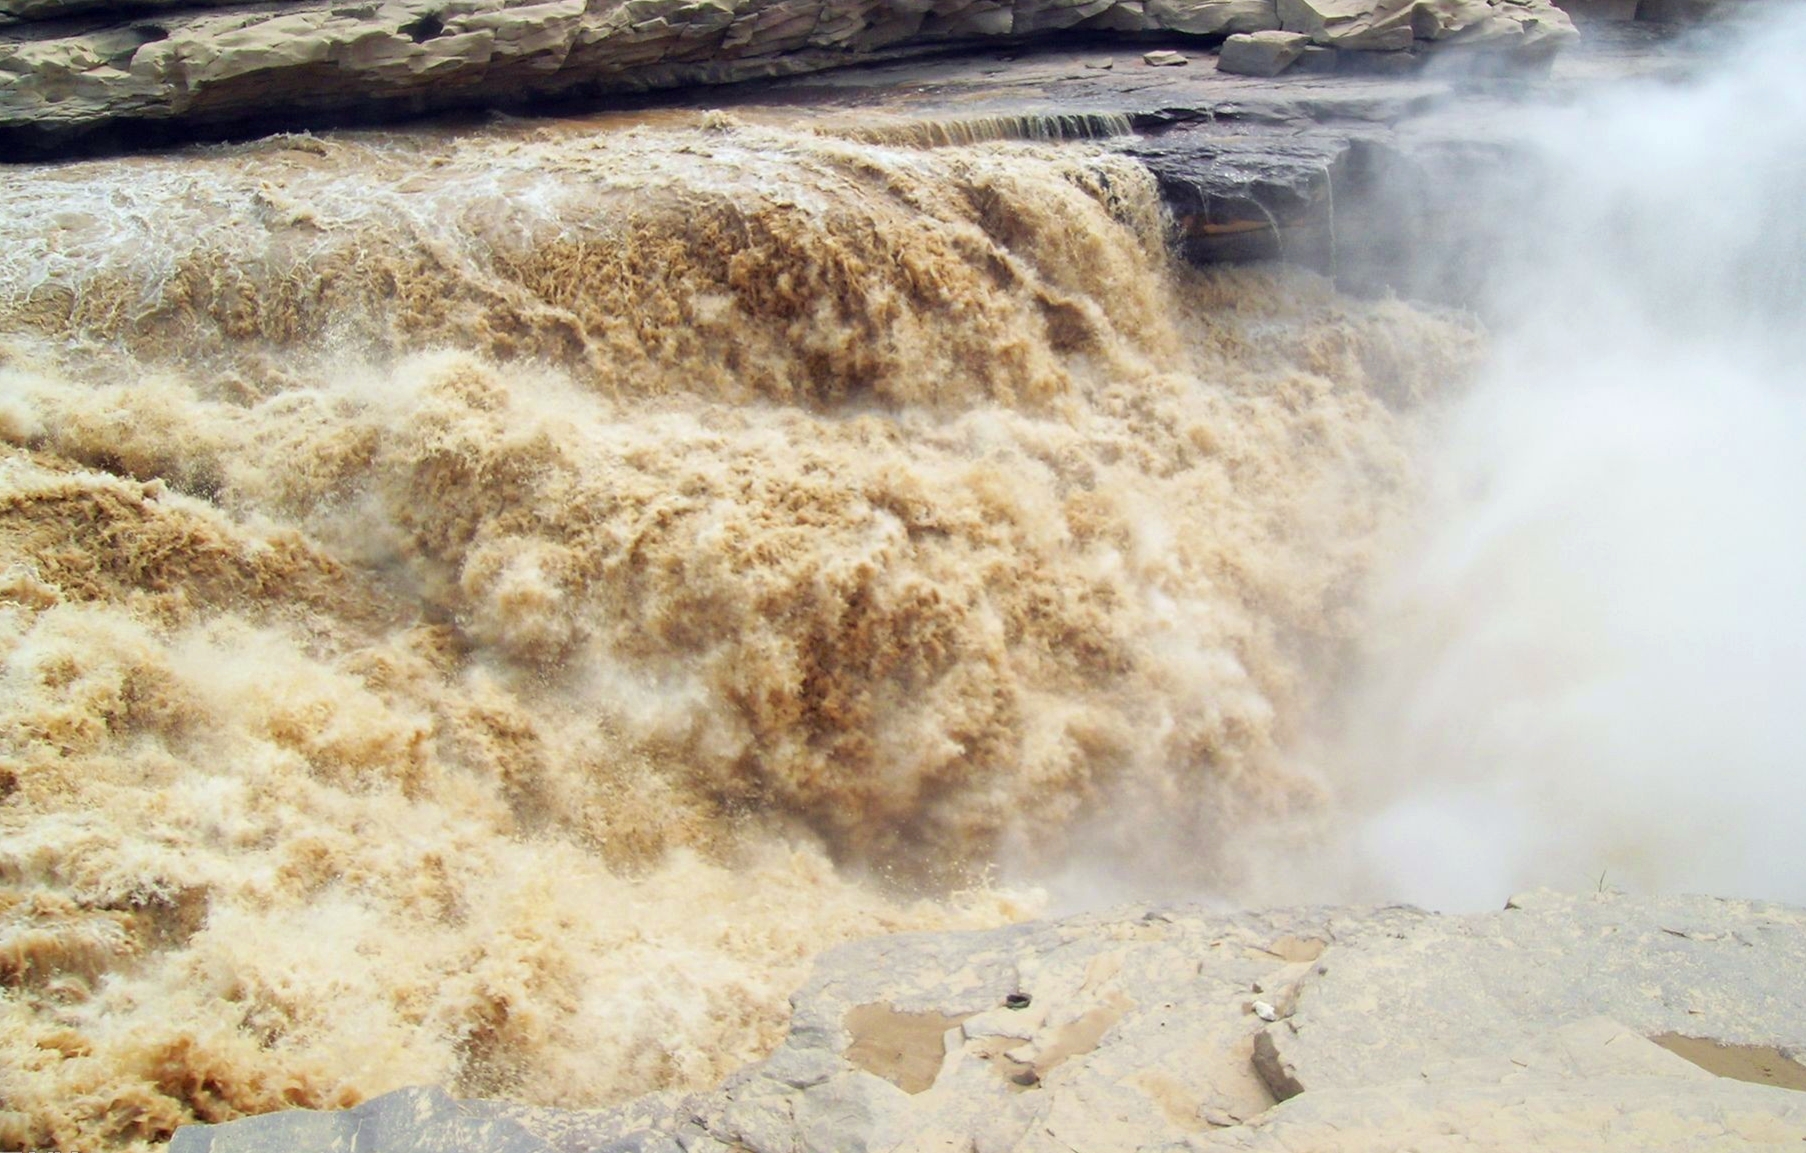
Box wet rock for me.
[1216,28,1310,73]
[171,893,1806,1153]
[1124,124,1353,266]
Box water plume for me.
[1295,9,1806,911]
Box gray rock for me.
[795,1073,912,1153]
[167,1110,355,1153]
[1636,0,1719,20]
[1291,42,1337,70]
[1216,29,1311,74]
[168,1087,553,1153]
[1257,892,1806,1099]
[1190,1077,1806,1150]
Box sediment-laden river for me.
[0,118,1477,1146]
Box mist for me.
[1308,9,1806,910]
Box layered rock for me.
[171,891,1806,1152]
[1273,0,1570,51]
[0,0,1573,155]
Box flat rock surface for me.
[172,891,1806,1152]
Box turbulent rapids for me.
[0,117,1479,1148]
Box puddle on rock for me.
[1650,1035,1806,1092]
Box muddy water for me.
[0,117,1478,1148]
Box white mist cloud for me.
[1314,10,1806,910]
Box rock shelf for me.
[170,891,1806,1152]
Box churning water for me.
[0,122,1473,1145]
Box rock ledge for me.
[0,0,1575,155]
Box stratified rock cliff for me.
[171,892,1806,1152]
[0,0,1573,154]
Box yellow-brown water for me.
[0,118,1479,1148]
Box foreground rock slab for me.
[173,891,1806,1152]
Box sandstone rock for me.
[1142,0,1280,35]
[1216,28,1310,74]
[1276,0,1573,51]
[1407,0,1501,38]
[1277,0,1414,48]
[170,893,1806,1153]
[1191,1077,1806,1150]
[1144,48,1191,64]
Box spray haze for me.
[1307,10,1806,910]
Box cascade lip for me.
[0,23,1715,298]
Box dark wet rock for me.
[1125,124,1355,265]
